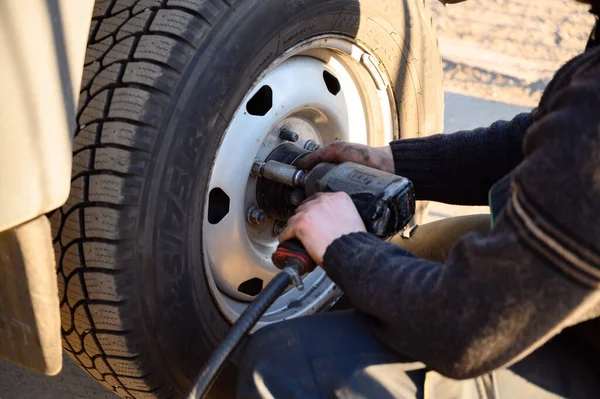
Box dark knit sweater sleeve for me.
[390,112,532,205]
[323,224,600,379]
[322,49,600,379]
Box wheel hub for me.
[255,142,308,222]
[202,35,396,327]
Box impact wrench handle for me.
[187,240,315,399]
[272,239,317,279]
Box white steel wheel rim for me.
[203,35,396,328]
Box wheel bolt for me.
[247,207,267,225]
[279,128,299,142]
[273,220,286,235]
[304,140,319,152]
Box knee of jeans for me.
[240,324,284,369]
[237,324,287,396]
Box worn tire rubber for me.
[51,0,444,398]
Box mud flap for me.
[0,216,61,375]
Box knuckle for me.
[294,221,309,237]
[295,227,306,240]
[334,191,348,200]
[329,141,346,153]
[315,197,326,206]
[328,192,340,200]
[321,195,334,205]
[296,213,309,225]
[288,213,303,227]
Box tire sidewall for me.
[134,0,442,392]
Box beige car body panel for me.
[0,0,92,232]
[0,0,94,374]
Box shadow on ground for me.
[0,353,117,399]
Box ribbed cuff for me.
[322,232,384,287]
[389,136,448,201]
[389,137,442,178]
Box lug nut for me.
[273,220,286,235]
[304,140,320,152]
[247,207,267,225]
[288,189,305,206]
[279,128,299,142]
[250,160,265,177]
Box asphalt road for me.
[443,92,529,134]
[0,352,117,399]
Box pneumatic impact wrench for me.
[187,161,416,398]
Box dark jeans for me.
[238,310,600,398]
[237,216,600,398]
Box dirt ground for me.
[428,0,594,106]
[426,0,594,220]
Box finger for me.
[296,192,326,211]
[307,192,333,203]
[295,149,325,170]
[278,227,294,243]
[295,142,346,169]
[295,201,309,213]
[279,215,300,243]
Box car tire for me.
[51,0,444,398]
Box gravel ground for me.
[1,1,596,398]
[429,0,594,106]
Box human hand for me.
[279,192,366,265]
[295,141,394,172]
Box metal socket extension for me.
[259,160,308,188]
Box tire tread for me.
[55,0,230,397]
